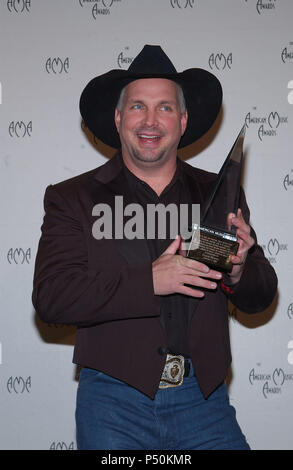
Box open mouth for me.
[137,133,163,144]
[139,134,160,140]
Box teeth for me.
[139,135,159,139]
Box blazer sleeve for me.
[221,188,278,313]
[32,184,160,327]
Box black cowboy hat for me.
[79,44,222,149]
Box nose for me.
[143,107,158,127]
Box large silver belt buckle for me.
[159,354,185,389]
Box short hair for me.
[116,81,186,113]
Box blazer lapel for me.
[92,154,151,267]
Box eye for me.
[160,105,172,112]
[132,104,143,110]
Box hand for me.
[227,208,255,284]
[152,236,222,298]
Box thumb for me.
[162,235,181,255]
[227,212,236,232]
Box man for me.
[32,45,277,450]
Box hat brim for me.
[79,68,222,149]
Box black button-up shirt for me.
[124,160,198,357]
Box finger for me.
[178,284,205,298]
[162,235,181,255]
[180,260,222,279]
[186,267,222,280]
[176,255,210,274]
[237,208,244,220]
[233,221,250,236]
[227,212,236,232]
[233,208,244,221]
[183,274,218,290]
[232,212,251,234]
[236,229,255,248]
[230,254,244,265]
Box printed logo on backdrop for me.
[283,169,293,191]
[7,0,31,13]
[281,43,293,64]
[287,303,293,319]
[245,108,288,141]
[208,53,232,71]
[170,0,195,8]
[260,238,288,264]
[50,442,75,450]
[79,0,123,19]
[244,0,277,15]
[7,248,31,264]
[117,47,133,69]
[45,58,69,74]
[7,376,31,393]
[9,121,32,138]
[249,366,293,398]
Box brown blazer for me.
[32,153,277,399]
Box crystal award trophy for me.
[186,125,245,273]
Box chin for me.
[132,147,169,163]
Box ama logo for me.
[170,0,195,8]
[208,53,232,71]
[45,58,69,74]
[7,0,31,12]
[7,248,31,264]
[9,121,32,138]
[7,376,31,393]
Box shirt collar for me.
[123,157,185,194]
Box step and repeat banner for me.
[0,0,292,450]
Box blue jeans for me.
[75,365,250,450]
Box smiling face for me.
[114,78,188,171]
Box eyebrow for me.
[127,99,178,105]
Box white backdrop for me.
[0,0,292,450]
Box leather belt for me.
[159,354,193,389]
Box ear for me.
[114,108,121,133]
[181,110,188,136]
